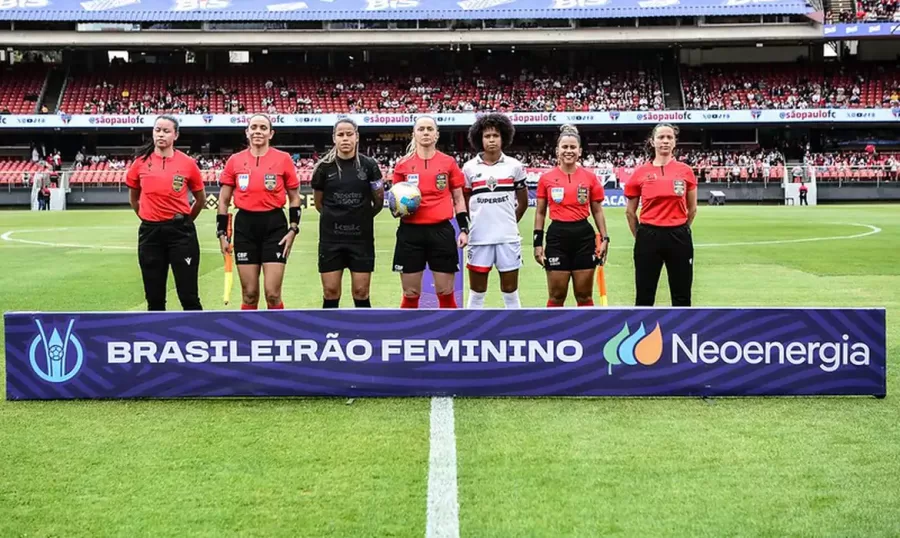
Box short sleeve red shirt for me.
[125,150,204,222]
[536,167,604,222]
[624,160,697,227]
[219,148,300,212]
[391,151,465,225]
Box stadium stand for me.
[682,62,900,110]
[0,64,49,115]
[58,60,665,115]
[852,0,899,21]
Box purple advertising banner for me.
[4,308,886,400]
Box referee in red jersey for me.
[391,116,469,309]
[126,115,206,311]
[624,123,698,307]
[533,125,609,307]
[217,114,302,310]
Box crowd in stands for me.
[4,58,899,118]
[827,0,899,22]
[58,62,666,117]
[682,62,900,111]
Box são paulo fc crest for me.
[486,176,498,191]
[436,173,448,190]
[674,179,686,196]
[577,185,589,204]
[172,174,185,192]
[264,174,277,191]
[551,187,565,203]
[237,173,250,192]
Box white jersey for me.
[462,153,527,246]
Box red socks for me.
[401,295,420,309]
[241,303,258,310]
[547,300,564,307]
[437,292,457,309]
[268,302,284,310]
[577,299,594,307]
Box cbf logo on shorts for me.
[29,319,84,383]
[674,179,686,196]
[551,187,565,203]
[264,174,277,191]
[238,173,250,191]
[172,174,185,192]
[436,173,448,191]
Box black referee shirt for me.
[311,154,382,243]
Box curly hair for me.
[467,113,516,152]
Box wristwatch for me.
[288,224,300,235]
[601,236,610,243]
[216,230,227,239]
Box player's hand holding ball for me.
[387,181,422,219]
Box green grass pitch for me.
[0,204,898,537]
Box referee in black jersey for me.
[311,118,385,308]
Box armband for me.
[456,212,469,234]
[533,230,544,247]
[216,214,228,238]
[289,206,301,225]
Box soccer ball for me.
[387,181,422,218]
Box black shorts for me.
[233,208,288,265]
[544,219,597,272]
[392,220,460,274]
[319,240,375,274]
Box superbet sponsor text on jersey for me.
[462,153,527,246]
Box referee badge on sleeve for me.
[172,174,185,192]
[436,173,448,191]
[577,185,588,204]
[238,173,250,192]
[264,174,277,191]
[551,187,565,203]
[674,179,686,197]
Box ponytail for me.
[312,118,361,179]
[399,115,438,164]
[135,115,180,162]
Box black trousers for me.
[138,216,202,311]
[799,191,808,205]
[634,223,693,307]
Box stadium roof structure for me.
[0,0,815,22]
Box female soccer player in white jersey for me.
[462,113,529,308]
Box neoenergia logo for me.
[602,322,663,374]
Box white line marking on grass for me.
[2,223,882,254]
[426,397,459,538]
[606,222,881,249]
[0,228,395,253]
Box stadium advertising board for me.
[4,308,886,399]
[3,109,899,130]
[824,23,900,38]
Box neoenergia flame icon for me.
[602,322,663,374]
